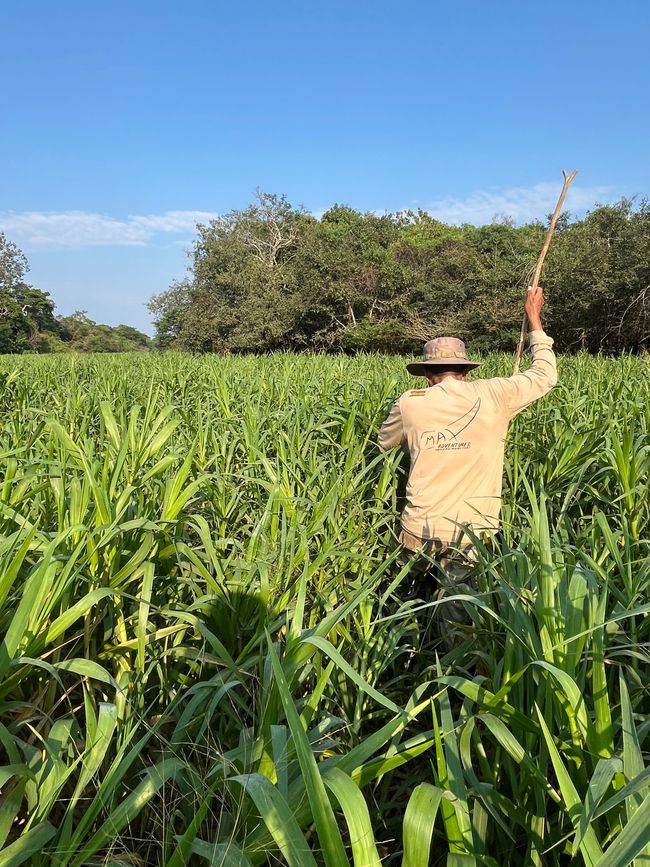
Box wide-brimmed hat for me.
[406,337,482,375]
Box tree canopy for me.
[149,192,650,355]
[0,233,62,353]
[0,232,151,354]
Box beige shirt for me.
[378,331,557,546]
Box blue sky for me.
[1,0,648,333]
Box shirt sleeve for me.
[481,330,558,417]
[378,398,406,450]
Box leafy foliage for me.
[0,232,63,353]
[57,310,151,352]
[149,193,650,354]
[0,234,151,353]
[0,351,648,864]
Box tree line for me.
[3,192,649,356]
[149,192,650,355]
[0,233,150,353]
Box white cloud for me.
[0,182,624,249]
[423,181,617,226]
[128,211,219,233]
[0,210,219,248]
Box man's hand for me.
[525,285,544,331]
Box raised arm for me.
[482,286,558,416]
[378,398,406,451]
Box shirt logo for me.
[421,398,481,451]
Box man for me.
[377,286,557,641]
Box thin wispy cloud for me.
[0,210,218,248]
[423,181,617,226]
[0,182,623,250]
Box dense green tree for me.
[462,221,545,351]
[391,211,481,343]
[0,232,152,355]
[146,281,191,349]
[0,232,29,293]
[0,232,64,353]
[149,193,650,356]
[58,311,150,352]
[113,323,151,349]
[544,199,650,351]
[167,191,309,352]
[0,295,32,354]
[292,205,403,349]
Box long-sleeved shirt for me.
[378,330,557,547]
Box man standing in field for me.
[378,286,557,642]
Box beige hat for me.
[406,337,481,375]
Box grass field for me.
[0,351,648,866]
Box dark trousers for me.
[393,528,478,653]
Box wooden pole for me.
[513,169,578,373]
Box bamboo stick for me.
[513,169,578,373]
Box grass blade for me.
[324,768,382,867]
[266,632,350,867]
[401,782,443,867]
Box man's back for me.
[378,327,557,546]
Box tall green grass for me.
[0,351,647,865]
